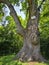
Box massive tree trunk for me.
[16,20,46,62]
[0,0,46,62]
[15,0,46,62]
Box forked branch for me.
[26,0,46,29]
[27,0,39,28]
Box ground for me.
[0,54,49,65]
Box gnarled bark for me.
[14,24,46,62]
[15,37,46,62]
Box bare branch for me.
[0,0,25,36]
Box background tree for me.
[0,0,49,62]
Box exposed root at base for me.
[13,45,47,62]
[13,51,47,62]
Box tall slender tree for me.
[0,0,46,62]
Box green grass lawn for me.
[0,54,49,65]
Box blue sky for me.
[14,4,25,19]
[2,3,25,20]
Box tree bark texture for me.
[16,20,46,62]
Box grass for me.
[0,54,49,65]
[0,54,27,65]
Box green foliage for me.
[21,1,28,11]
[9,0,19,5]
[0,13,4,22]
[0,3,5,11]
[19,16,27,28]
[39,0,49,59]
[0,55,28,65]
[0,3,4,22]
[0,16,23,55]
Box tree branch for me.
[38,0,46,11]
[0,0,25,36]
[27,0,39,28]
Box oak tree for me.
[0,0,47,62]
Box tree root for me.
[13,45,47,62]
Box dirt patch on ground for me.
[28,62,38,65]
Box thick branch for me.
[28,0,37,18]
[27,0,39,28]
[0,0,25,36]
